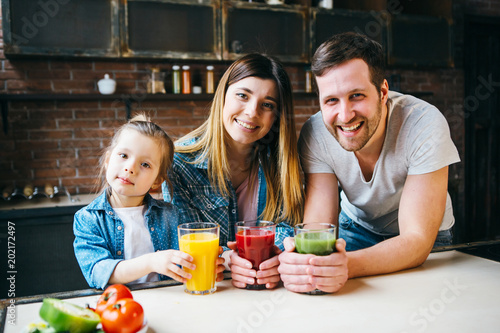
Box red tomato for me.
[101,298,144,333]
[96,284,133,316]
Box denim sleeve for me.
[275,222,294,251]
[73,209,121,289]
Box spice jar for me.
[148,68,166,94]
[305,69,313,93]
[206,65,215,94]
[182,65,191,94]
[172,65,181,94]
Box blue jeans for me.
[338,211,453,252]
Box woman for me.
[163,53,303,289]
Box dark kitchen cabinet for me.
[311,8,387,58]
[1,0,455,68]
[222,1,309,63]
[122,0,222,60]
[0,205,89,297]
[1,0,120,57]
[387,14,453,68]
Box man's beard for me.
[326,99,383,152]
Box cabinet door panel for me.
[223,2,308,63]
[3,0,119,57]
[387,14,453,67]
[311,9,387,57]
[123,0,221,60]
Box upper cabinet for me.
[331,0,453,68]
[222,1,308,63]
[1,0,454,67]
[122,0,221,60]
[311,8,387,58]
[1,0,120,57]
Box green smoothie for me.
[295,232,336,255]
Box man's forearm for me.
[346,233,433,279]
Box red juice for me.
[235,229,275,270]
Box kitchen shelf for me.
[0,93,215,134]
[0,92,318,134]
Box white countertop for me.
[3,250,500,332]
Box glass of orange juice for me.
[178,222,220,295]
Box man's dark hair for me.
[311,32,386,93]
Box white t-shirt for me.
[298,91,461,236]
[114,205,159,283]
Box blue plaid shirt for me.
[162,148,293,250]
[73,191,182,289]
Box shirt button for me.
[117,226,122,231]
[232,209,236,214]
[117,250,122,255]
[208,204,212,208]
[109,211,114,215]
[150,227,155,231]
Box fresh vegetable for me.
[95,284,133,316]
[22,322,56,333]
[39,298,101,333]
[101,298,144,333]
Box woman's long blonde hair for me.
[176,53,303,225]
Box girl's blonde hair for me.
[96,113,174,194]
[176,53,304,225]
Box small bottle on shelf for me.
[182,65,192,94]
[206,65,215,94]
[147,68,166,94]
[305,68,313,93]
[172,65,181,94]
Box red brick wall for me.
[4,1,494,197]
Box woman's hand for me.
[278,237,349,294]
[227,242,281,289]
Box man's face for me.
[316,59,387,152]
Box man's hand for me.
[278,237,348,293]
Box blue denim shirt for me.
[162,147,294,250]
[73,190,182,289]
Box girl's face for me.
[222,76,278,151]
[105,129,162,207]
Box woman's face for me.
[222,76,278,151]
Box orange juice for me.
[179,232,219,294]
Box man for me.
[278,32,460,294]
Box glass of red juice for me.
[294,223,336,295]
[235,220,276,290]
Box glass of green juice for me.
[294,223,336,295]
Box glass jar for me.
[147,68,165,94]
[182,65,191,94]
[206,65,215,94]
[172,65,181,94]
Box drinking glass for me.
[178,222,220,295]
[235,220,276,290]
[294,223,336,295]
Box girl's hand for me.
[150,250,195,283]
[227,242,281,289]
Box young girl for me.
[73,114,225,289]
